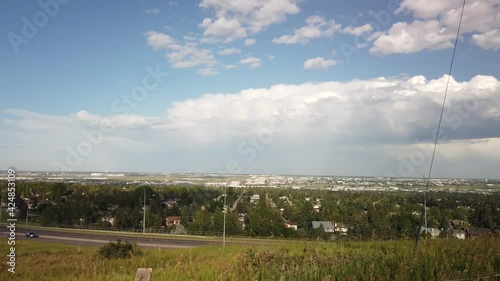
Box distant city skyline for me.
[1,0,499,179]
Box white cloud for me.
[145,31,176,50]
[145,9,160,14]
[184,35,198,41]
[199,0,300,33]
[145,31,217,72]
[472,29,500,50]
[370,20,455,55]
[166,44,216,68]
[372,0,500,54]
[244,38,256,46]
[197,67,219,76]
[223,64,238,70]
[162,74,500,145]
[200,17,247,43]
[239,56,261,69]
[218,48,241,55]
[272,15,341,45]
[396,0,499,33]
[303,57,336,70]
[3,75,500,176]
[342,24,373,36]
[169,1,178,5]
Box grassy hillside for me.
[0,238,499,280]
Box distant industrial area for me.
[3,171,499,194]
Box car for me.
[25,232,39,238]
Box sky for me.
[0,0,499,179]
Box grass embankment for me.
[0,238,499,280]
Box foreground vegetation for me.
[1,237,499,280]
[6,181,500,240]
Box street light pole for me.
[0,190,4,223]
[223,185,227,246]
[26,201,29,226]
[142,187,146,234]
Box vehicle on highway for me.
[25,232,39,238]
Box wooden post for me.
[134,268,153,281]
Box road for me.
[12,226,223,249]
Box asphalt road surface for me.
[12,226,223,249]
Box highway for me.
[12,226,223,249]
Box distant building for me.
[284,221,298,230]
[238,214,246,230]
[166,216,181,227]
[450,219,468,229]
[449,229,466,240]
[311,221,348,234]
[250,194,260,204]
[421,227,441,239]
[162,199,178,209]
[312,221,335,233]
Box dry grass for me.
[0,238,499,280]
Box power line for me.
[415,0,467,250]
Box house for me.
[161,199,178,209]
[284,221,298,230]
[312,221,348,234]
[250,194,260,204]
[166,216,181,227]
[238,214,246,230]
[449,229,466,240]
[313,202,322,212]
[450,219,468,229]
[336,223,348,234]
[312,221,336,233]
[421,227,441,239]
[101,215,114,225]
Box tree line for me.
[4,181,500,240]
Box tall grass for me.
[0,238,499,280]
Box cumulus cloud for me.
[370,20,455,55]
[199,0,300,34]
[197,67,219,76]
[145,31,177,50]
[3,75,499,176]
[244,38,256,46]
[472,29,500,50]
[218,48,241,55]
[342,24,373,36]
[223,64,238,70]
[273,15,341,44]
[145,31,217,72]
[370,0,500,54]
[239,56,261,69]
[303,57,336,70]
[200,17,247,43]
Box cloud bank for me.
[1,75,499,177]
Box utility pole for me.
[223,185,227,246]
[142,187,146,234]
[423,175,427,236]
[0,190,3,223]
[26,201,29,226]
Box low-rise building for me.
[166,216,181,227]
[285,221,298,230]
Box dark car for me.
[25,232,39,238]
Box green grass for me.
[0,238,499,280]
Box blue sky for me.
[1,0,499,178]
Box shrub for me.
[97,239,142,259]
